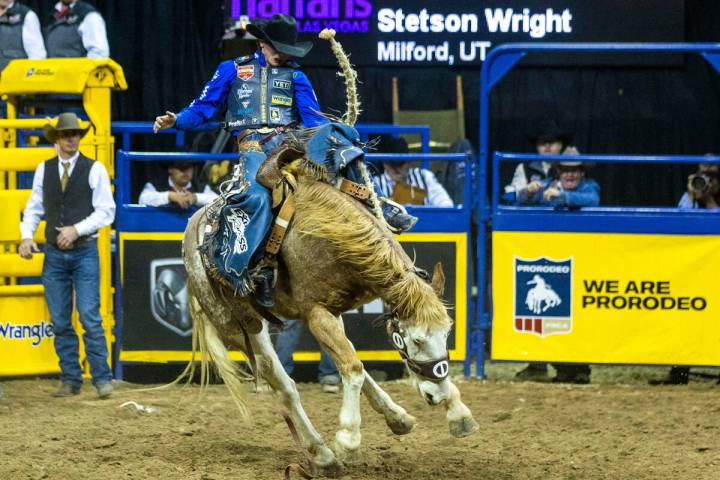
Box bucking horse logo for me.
[514,256,573,337]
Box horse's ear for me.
[431,262,445,298]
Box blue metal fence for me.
[476,43,720,378]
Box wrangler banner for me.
[0,295,60,376]
[492,231,720,366]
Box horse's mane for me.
[292,179,451,330]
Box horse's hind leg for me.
[306,308,365,460]
[248,320,341,476]
[361,371,416,435]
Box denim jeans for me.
[42,241,112,387]
[275,320,339,381]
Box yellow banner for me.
[492,231,720,366]
[0,296,60,376]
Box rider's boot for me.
[380,197,418,232]
[253,266,275,308]
[344,161,418,232]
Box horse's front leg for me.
[247,320,342,476]
[361,371,416,435]
[307,308,365,460]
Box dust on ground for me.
[1,364,718,480]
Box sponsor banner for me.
[119,232,467,362]
[492,231,720,366]
[229,0,684,66]
[0,296,60,376]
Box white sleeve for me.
[421,170,454,207]
[73,162,116,236]
[138,182,170,207]
[77,11,110,58]
[22,10,47,59]
[509,163,528,191]
[194,185,218,207]
[19,163,46,240]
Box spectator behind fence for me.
[649,161,720,386]
[18,113,115,399]
[506,119,579,194]
[677,161,720,209]
[0,0,47,71]
[516,161,600,208]
[44,0,109,58]
[138,160,218,209]
[372,136,453,207]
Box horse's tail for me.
[187,281,251,418]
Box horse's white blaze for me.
[335,372,364,452]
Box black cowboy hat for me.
[245,14,312,58]
[529,119,572,146]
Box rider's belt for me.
[265,192,296,255]
[258,121,298,146]
[339,178,371,201]
[236,128,270,152]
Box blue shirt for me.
[677,192,697,209]
[175,51,325,131]
[517,178,600,208]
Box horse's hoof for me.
[333,441,362,465]
[311,445,342,478]
[317,459,343,478]
[387,413,416,435]
[449,415,479,438]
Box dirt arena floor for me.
[1,364,719,480]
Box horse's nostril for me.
[424,392,434,404]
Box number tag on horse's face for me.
[386,317,452,404]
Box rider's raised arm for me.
[175,60,236,131]
[292,70,326,128]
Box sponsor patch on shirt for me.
[270,107,281,122]
[237,100,253,115]
[237,83,253,99]
[271,95,292,106]
[236,65,255,81]
[273,79,291,90]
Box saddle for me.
[256,145,373,255]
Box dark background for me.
[22,0,720,206]
[120,239,458,353]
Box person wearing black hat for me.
[506,119,578,194]
[18,112,115,398]
[152,14,326,308]
[138,160,218,209]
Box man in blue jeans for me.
[275,320,341,393]
[19,113,115,398]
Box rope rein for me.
[319,28,385,224]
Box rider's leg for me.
[343,160,417,232]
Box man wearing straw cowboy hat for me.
[19,112,115,398]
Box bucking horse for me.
[180,29,478,476]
